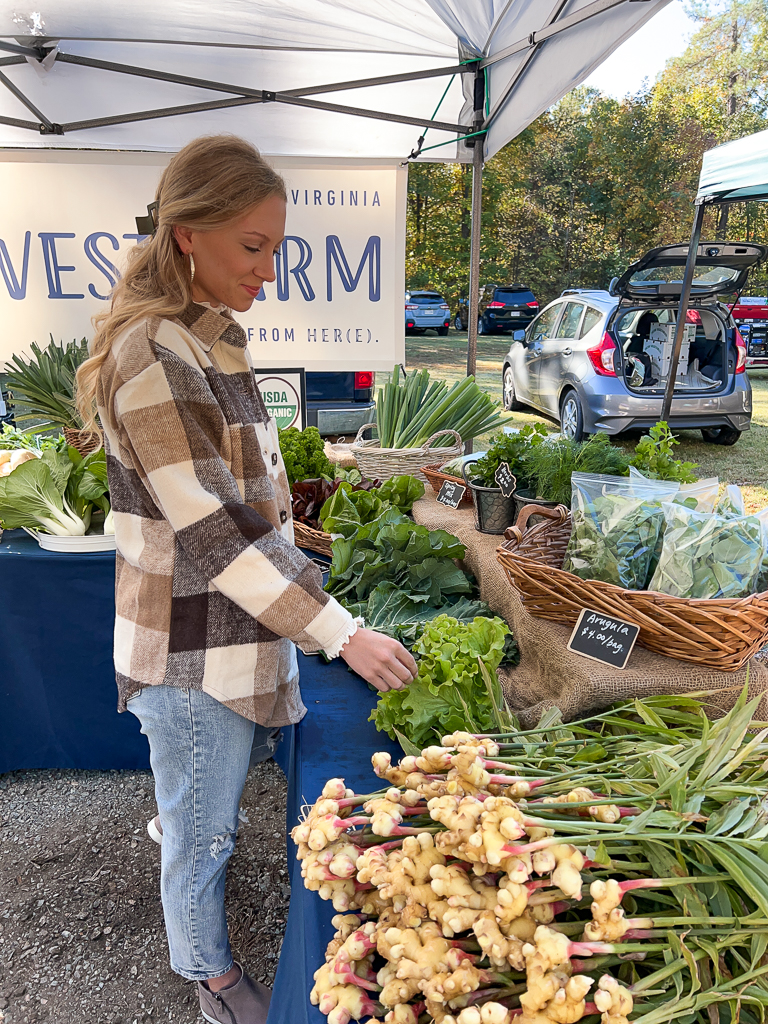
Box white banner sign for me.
[0,152,406,372]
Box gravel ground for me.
[0,760,290,1024]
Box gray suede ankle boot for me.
[198,964,271,1024]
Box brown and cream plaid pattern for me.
[97,303,355,726]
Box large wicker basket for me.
[294,521,333,559]
[497,503,768,672]
[63,426,102,457]
[351,426,463,484]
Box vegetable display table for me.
[0,528,399,1023]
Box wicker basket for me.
[496,503,768,672]
[294,521,333,558]
[351,426,463,484]
[421,463,474,506]
[63,426,102,457]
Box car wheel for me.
[502,366,524,411]
[437,326,449,337]
[701,426,743,446]
[454,313,463,330]
[560,390,585,441]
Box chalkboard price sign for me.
[437,479,466,509]
[494,462,517,498]
[567,608,640,670]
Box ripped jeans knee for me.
[208,828,237,861]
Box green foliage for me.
[345,585,493,648]
[471,423,548,490]
[631,422,698,483]
[0,425,64,452]
[370,614,515,747]
[325,507,472,606]
[4,337,89,432]
[278,426,333,488]
[319,475,424,538]
[524,433,632,505]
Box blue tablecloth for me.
[0,528,400,1023]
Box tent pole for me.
[466,138,484,381]
[660,199,706,423]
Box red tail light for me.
[735,329,747,373]
[404,303,418,310]
[526,301,539,308]
[355,371,374,389]
[587,332,618,377]
[486,300,505,308]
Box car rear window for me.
[409,293,444,303]
[579,307,603,338]
[495,288,535,304]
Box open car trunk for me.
[611,304,733,396]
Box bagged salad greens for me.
[649,502,764,599]
[563,472,679,590]
[629,466,719,512]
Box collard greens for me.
[649,503,763,599]
[326,507,472,605]
[370,613,512,748]
[345,583,492,647]
[319,475,424,538]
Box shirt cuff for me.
[323,614,365,660]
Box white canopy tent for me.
[0,0,670,375]
[662,129,768,420]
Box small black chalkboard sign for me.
[567,608,640,670]
[437,479,466,509]
[494,461,517,498]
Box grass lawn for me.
[389,328,768,512]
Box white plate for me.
[27,529,116,553]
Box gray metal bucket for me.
[462,462,518,534]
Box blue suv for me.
[405,291,451,335]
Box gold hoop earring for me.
[189,253,195,283]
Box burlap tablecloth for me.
[412,491,768,726]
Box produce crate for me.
[351,425,462,484]
[420,463,474,506]
[497,503,768,672]
[294,521,333,559]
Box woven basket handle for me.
[353,422,379,444]
[504,503,569,543]
[423,428,462,450]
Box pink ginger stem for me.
[389,824,439,836]
[335,815,370,829]
[619,878,666,894]
[502,836,557,856]
[624,929,657,939]
[401,805,429,816]
[329,966,381,992]
[569,941,615,956]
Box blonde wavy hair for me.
[76,135,286,434]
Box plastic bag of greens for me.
[563,473,679,590]
[649,503,763,599]
[716,484,746,517]
[629,466,718,512]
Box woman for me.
[76,135,417,1024]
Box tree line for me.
[406,0,768,311]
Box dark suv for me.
[306,371,376,436]
[455,284,539,334]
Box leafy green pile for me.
[523,432,632,505]
[320,475,424,538]
[279,426,333,488]
[370,613,515,748]
[0,424,64,452]
[326,507,472,606]
[345,585,491,647]
[630,420,697,483]
[649,502,764,599]
[0,446,111,536]
[376,365,506,448]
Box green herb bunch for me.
[525,433,632,506]
[370,613,515,748]
[278,426,333,488]
[630,421,697,483]
[472,423,548,490]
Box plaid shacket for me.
[97,302,356,726]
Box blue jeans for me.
[127,685,280,981]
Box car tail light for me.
[735,329,747,373]
[440,304,449,310]
[587,332,617,376]
[486,300,505,308]
[526,301,539,308]
[355,371,374,389]
[405,303,418,310]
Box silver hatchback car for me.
[502,242,768,445]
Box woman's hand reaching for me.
[339,627,418,692]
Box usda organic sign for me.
[254,368,306,430]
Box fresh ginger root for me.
[550,845,585,900]
[473,909,526,970]
[324,914,364,961]
[372,752,419,786]
[546,975,593,1023]
[467,797,526,866]
[364,791,405,836]
[494,875,529,925]
[594,974,634,1024]
[445,1004,514,1024]
[583,879,630,942]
